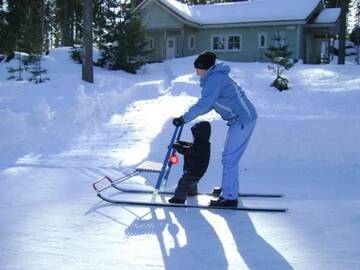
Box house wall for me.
[141,2,183,30]
[141,2,185,61]
[304,26,339,64]
[140,2,303,63]
[183,25,300,62]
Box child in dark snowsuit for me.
[168,121,211,204]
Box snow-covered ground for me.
[1,48,360,270]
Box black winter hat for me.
[191,121,211,142]
[194,51,216,70]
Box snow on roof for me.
[313,8,341,24]
[157,0,322,25]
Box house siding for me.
[188,26,299,62]
[141,2,183,30]
[139,0,337,64]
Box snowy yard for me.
[1,48,360,269]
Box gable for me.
[140,1,184,30]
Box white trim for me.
[211,34,227,51]
[137,0,201,28]
[146,36,155,50]
[188,35,195,50]
[227,34,242,51]
[258,32,267,48]
[136,0,313,28]
[273,30,286,46]
[296,25,301,59]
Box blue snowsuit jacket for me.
[183,63,257,126]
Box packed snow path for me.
[1,49,360,269]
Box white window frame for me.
[146,36,154,50]
[227,34,242,51]
[274,31,286,47]
[211,34,242,51]
[258,33,267,49]
[188,35,195,50]
[279,31,286,46]
[211,35,227,51]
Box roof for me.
[138,0,322,25]
[313,8,341,24]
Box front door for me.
[166,37,176,59]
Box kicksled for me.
[92,126,287,212]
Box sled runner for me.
[92,126,287,212]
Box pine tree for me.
[4,0,50,83]
[0,1,6,55]
[353,0,360,63]
[27,54,50,83]
[55,0,74,46]
[6,53,26,81]
[94,0,112,47]
[97,0,149,73]
[265,32,294,91]
[325,0,340,7]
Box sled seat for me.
[135,160,163,173]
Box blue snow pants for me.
[221,120,256,200]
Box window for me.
[146,37,154,50]
[274,31,286,47]
[212,34,242,51]
[258,33,267,48]
[212,35,226,51]
[188,35,195,50]
[228,35,241,50]
[279,31,286,46]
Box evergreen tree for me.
[4,0,50,83]
[351,0,360,63]
[350,25,360,44]
[94,0,111,47]
[0,0,7,55]
[325,0,340,7]
[7,53,26,81]
[27,54,50,83]
[4,0,46,54]
[97,0,149,73]
[54,0,82,47]
[55,0,73,46]
[265,32,294,91]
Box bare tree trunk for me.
[338,0,348,64]
[82,0,93,83]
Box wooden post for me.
[164,30,167,59]
[82,0,93,83]
[181,28,185,57]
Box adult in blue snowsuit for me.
[173,51,257,207]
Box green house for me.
[136,0,340,64]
